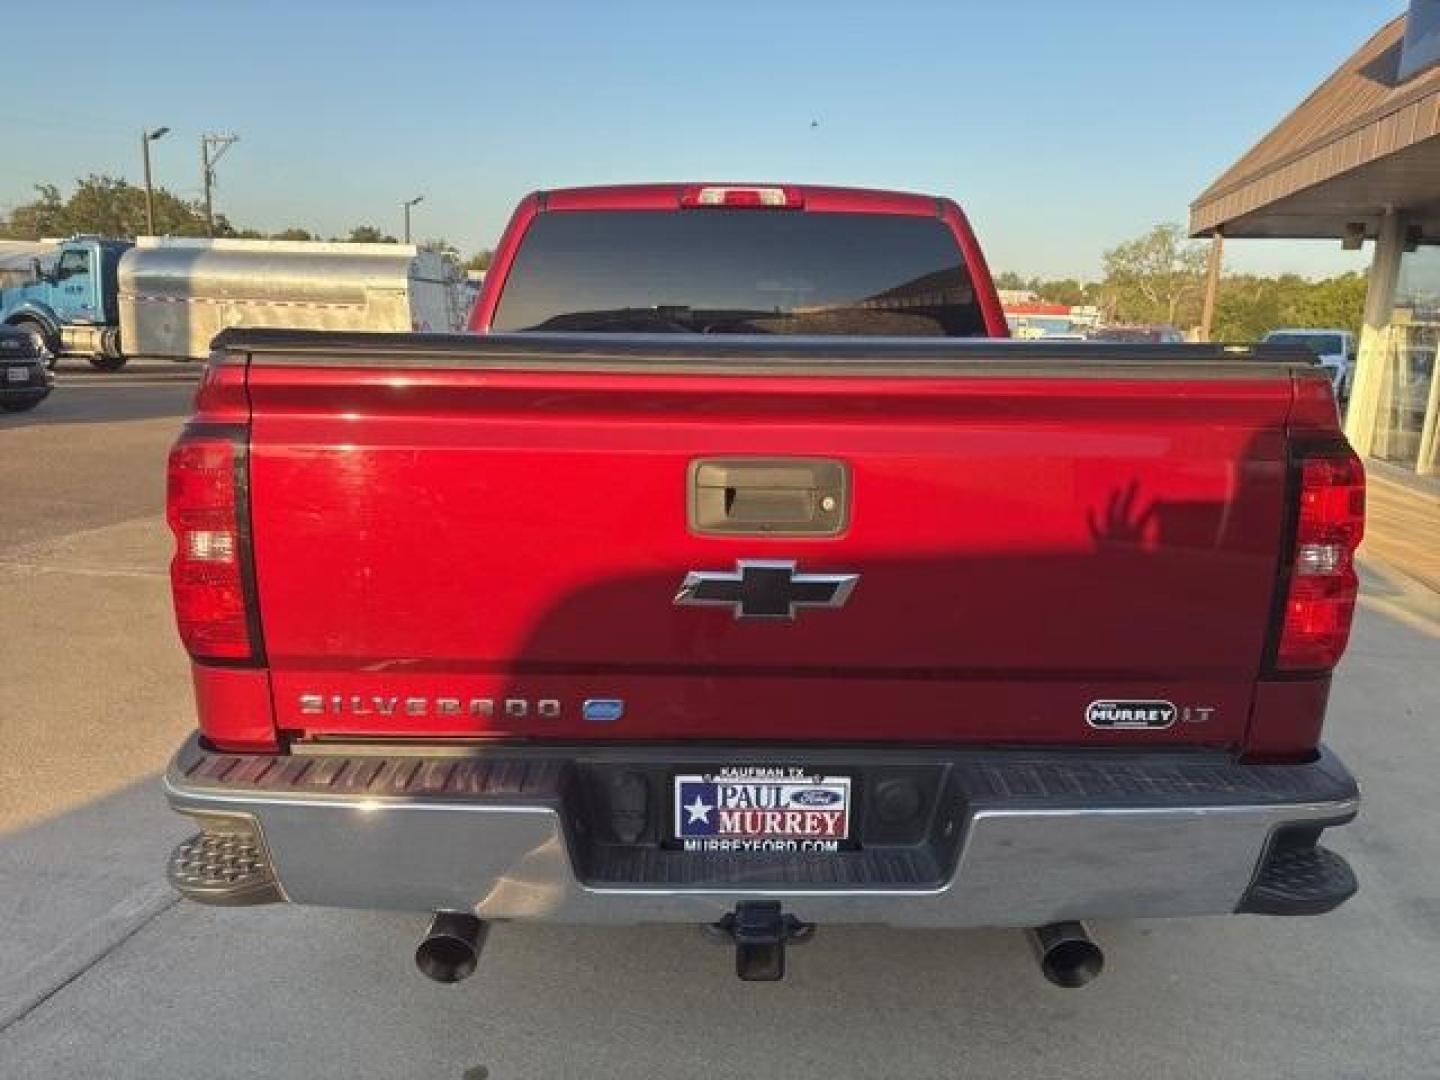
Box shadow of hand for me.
[1087,480,1155,547]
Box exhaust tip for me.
[416,912,486,984]
[1028,921,1104,989]
[1039,936,1104,988]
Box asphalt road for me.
[2,372,1439,1079]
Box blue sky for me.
[0,0,1404,279]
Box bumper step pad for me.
[1239,840,1357,916]
[168,830,282,906]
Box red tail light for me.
[167,426,262,664]
[1271,443,1365,672]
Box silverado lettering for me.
[297,694,563,719]
[163,182,1363,987]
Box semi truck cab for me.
[0,236,130,369]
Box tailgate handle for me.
[689,458,849,536]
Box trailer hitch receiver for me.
[712,902,815,981]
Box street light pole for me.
[141,126,169,236]
[403,195,424,244]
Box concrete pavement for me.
[1364,466,1440,594]
[1,376,1438,1078]
[0,374,198,1039]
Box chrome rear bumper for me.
[163,735,1358,927]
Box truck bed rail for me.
[212,328,1323,379]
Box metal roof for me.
[1190,15,1440,239]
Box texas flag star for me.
[685,794,713,825]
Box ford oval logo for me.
[791,788,841,807]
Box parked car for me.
[1262,328,1356,401]
[161,183,1362,989]
[0,324,54,412]
[1090,325,1185,344]
[1008,316,1074,338]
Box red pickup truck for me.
[164,184,1362,986]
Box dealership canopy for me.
[1190,14,1440,241]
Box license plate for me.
[5,367,27,383]
[674,768,851,853]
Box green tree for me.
[1285,272,1367,334]
[465,249,494,273]
[1211,275,1282,341]
[270,227,316,241]
[1033,278,1096,307]
[0,175,215,239]
[990,273,1099,305]
[1100,223,1208,327]
[343,225,397,243]
[65,175,146,236]
[419,237,461,258]
[0,184,68,238]
[1212,271,1366,342]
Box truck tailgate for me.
[243,338,1299,748]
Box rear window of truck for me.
[492,210,986,337]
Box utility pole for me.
[200,133,239,237]
[403,195,424,244]
[141,127,170,236]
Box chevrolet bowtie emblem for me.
[674,560,859,620]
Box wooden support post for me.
[1199,230,1224,342]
